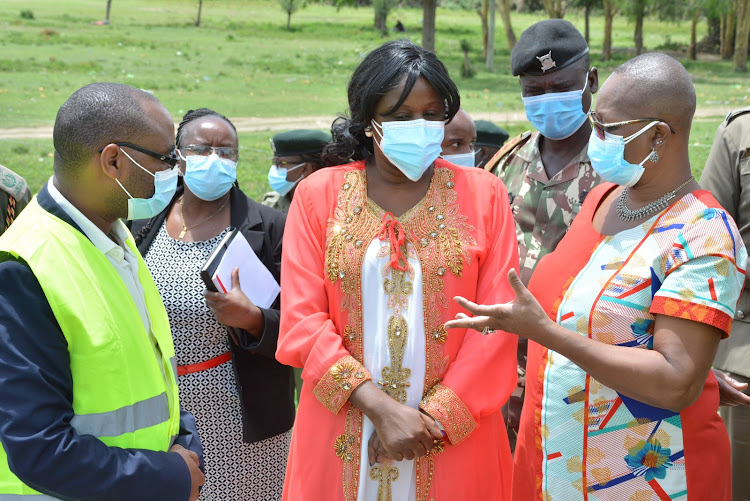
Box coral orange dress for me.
[513,183,747,501]
[277,159,519,501]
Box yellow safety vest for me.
[0,198,181,498]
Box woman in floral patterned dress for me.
[447,53,746,501]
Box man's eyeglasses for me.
[179,144,239,162]
[588,112,676,140]
[101,142,179,167]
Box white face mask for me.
[442,150,476,168]
[115,148,179,220]
[587,121,659,187]
[372,119,445,181]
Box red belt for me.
[177,352,231,376]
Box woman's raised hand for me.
[444,269,551,340]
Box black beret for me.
[511,19,589,77]
[475,120,510,147]
[270,129,331,156]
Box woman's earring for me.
[364,127,373,138]
[649,148,659,163]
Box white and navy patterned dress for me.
[144,221,290,501]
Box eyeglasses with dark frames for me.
[99,142,179,167]
[179,144,239,161]
[588,112,676,140]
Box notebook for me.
[200,228,280,309]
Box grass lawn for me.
[0,0,745,196]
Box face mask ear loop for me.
[115,178,134,199]
[623,121,660,144]
[581,74,592,115]
[371,120,384,147]
[287,162,307,173]
[119,147,156,177]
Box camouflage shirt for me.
[489,131,601,285]
[0,164,32,236]
[261,190,291,214]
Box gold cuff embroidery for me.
[314,355,371,414]
[420,383,477,445]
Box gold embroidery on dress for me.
[325,166,477,501]
[370,460,399,501]
[379,314,411,403]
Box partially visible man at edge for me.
[700,107,750,501]
[486,19,749,449]
[0,164,31,236]
[0,82,205,500]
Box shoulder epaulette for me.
[484,131,532,172]
[0,164,29,200]
[725,107,750,125]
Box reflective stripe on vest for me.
[70,392,170,438]
[0,495,58,500]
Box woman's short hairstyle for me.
[323,39,460,166]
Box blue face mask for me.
[268,162,305,197]
[522,75,590,140]
[442,150,476,168]
[182,153,237,201]
[116,148,179,220]
[372,119,445,182]
[587,121,659,187]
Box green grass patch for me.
[0,0,742,194]
[1,0,748,128]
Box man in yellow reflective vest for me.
[0,83,205,500]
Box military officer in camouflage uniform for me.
[484,20,601,449]
[262,129,331,214]
[700,107,750,501]
[0,164,31,237]
[486,19,601,286]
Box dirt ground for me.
[0,108,731,140]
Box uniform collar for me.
[524,132,592,186]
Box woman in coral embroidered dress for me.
[276,40,519,501]
[447,54,746,500]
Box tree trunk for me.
[287,11,291,30]
[634,8,644,55]
[105,0,112,22]
[584,4,590,43]
[721,10,737,59]
[195,0,203,27]
[498,0,516,51]
[375,8,387,34]
[542,0,564,18]
[463,51,471,77]
[479,0,489,60]
[734,0,750,71]
[602,0,617,61]
[487,0,496,70]
[422,0,437,53]
[689,12,699,60]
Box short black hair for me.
[176,108,238,148]
[53,82,162,180]
[323,39,460,166]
